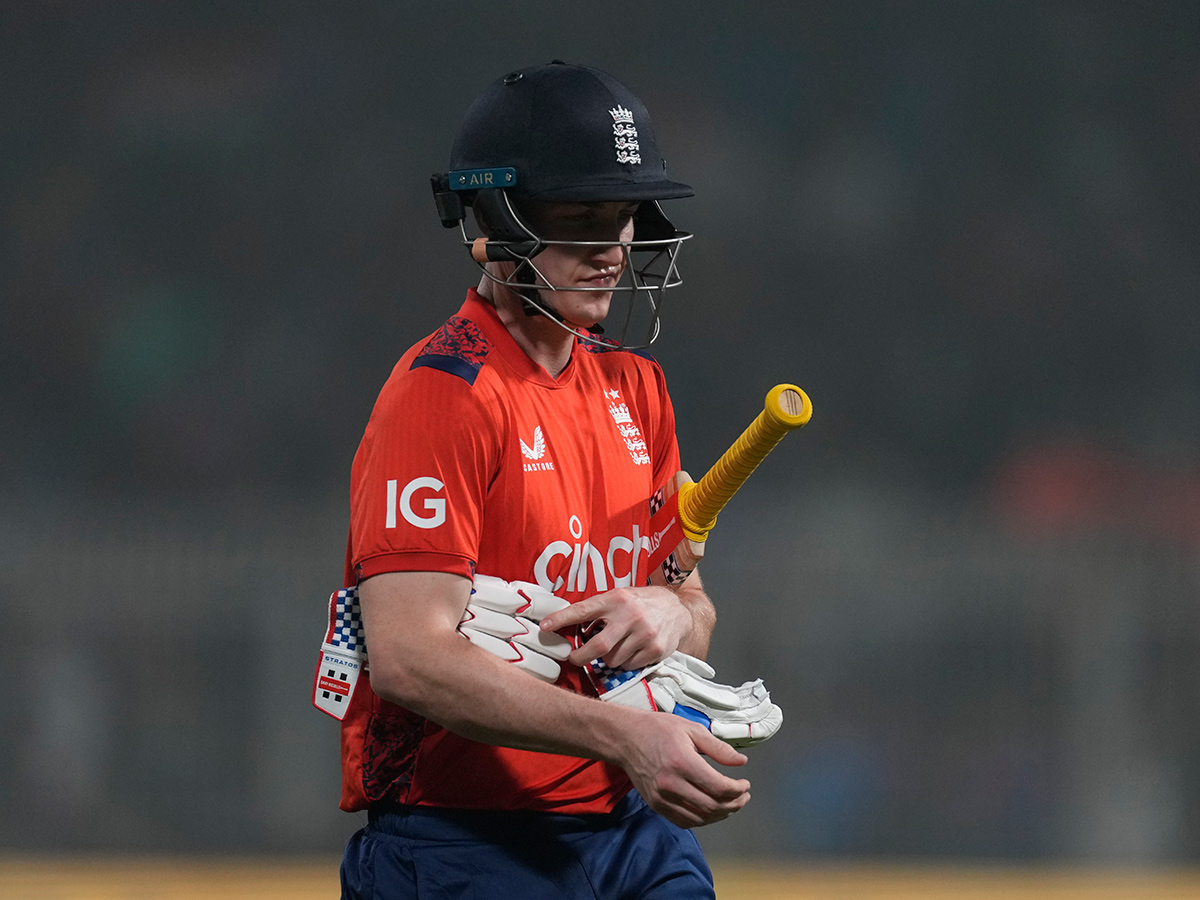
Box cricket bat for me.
[647,383,812,585]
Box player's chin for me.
[560,291,613,328]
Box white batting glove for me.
[458,575,572,683]
[594,651,783,748]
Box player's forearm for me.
[674,578,716,660]
[359,570,637,760]
[368,631,642,763]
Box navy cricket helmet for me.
[430,60,693,349]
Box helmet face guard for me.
[432,62,695,350]
[438,185,691,349]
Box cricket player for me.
[335,61,765,899]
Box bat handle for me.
[677,384,812,540]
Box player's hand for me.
[615,710,752,829]
[540,585,692,670]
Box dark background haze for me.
[4,2,1200,861]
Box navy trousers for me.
[340,790,715,899]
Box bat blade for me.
[647,384,812,586]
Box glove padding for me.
[458,575,572,683]
[599,651,783,748]
[457,579,782,747]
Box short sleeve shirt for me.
[338,289,681,814]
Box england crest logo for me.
[609,105,642,165]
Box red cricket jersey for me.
[338,289,681,814]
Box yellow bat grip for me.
[677,384,812,541]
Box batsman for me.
[322,61,807,900]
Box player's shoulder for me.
[380,314,497,392]
[370,313,502,426]
[407,313,495,386]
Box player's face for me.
[520,201,639,328]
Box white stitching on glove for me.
[600,651,783,748]
[457,575,572,683]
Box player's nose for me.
[590,238,626,270]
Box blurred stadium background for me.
[4,1,1200,895]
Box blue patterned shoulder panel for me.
[411,316,493,385]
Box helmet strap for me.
[511,265,600,335]
[509,261,556,319]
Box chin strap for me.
[511,264,612,338]
[511,262,552,319]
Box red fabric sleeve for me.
[349,361,500,581]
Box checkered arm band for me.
[323,586,368,660]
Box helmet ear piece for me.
[471,189,541,262]
[632,201,680,243]
[469,191,552,319]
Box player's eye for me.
[539,204,639,241]
[550,209,597,229]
